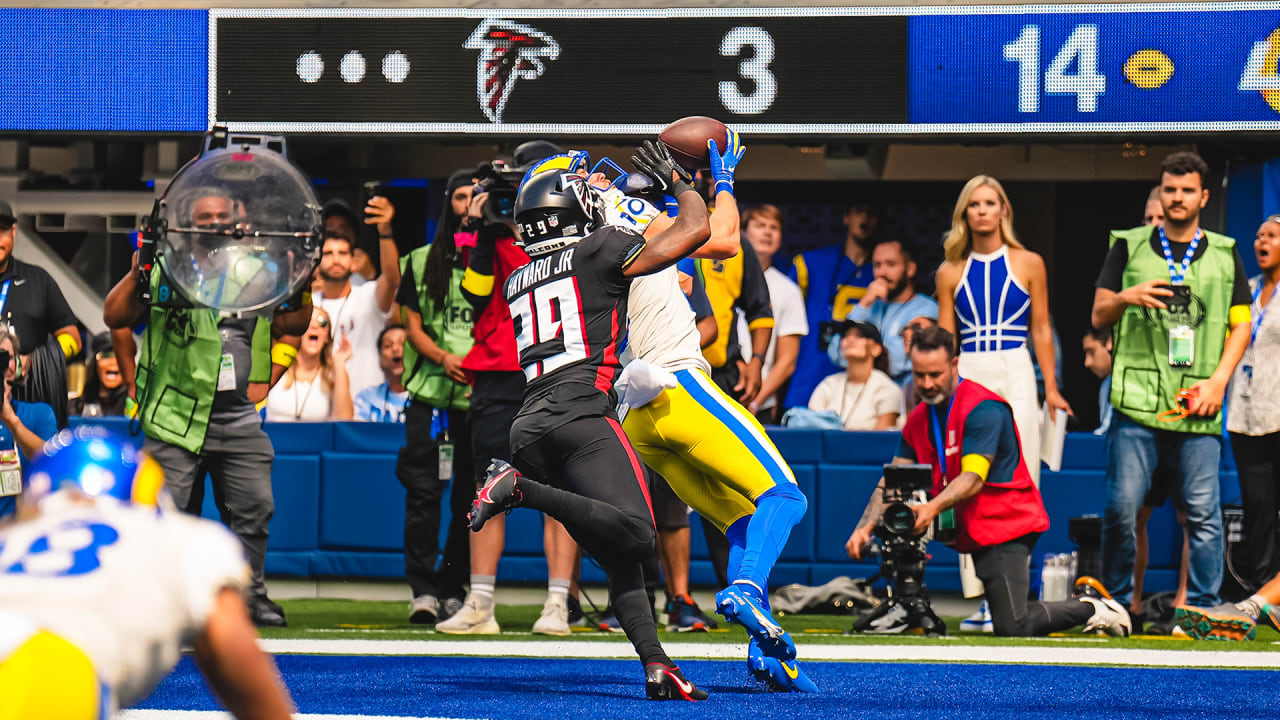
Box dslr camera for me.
[472,159,525,225]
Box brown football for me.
[659,116,728,171]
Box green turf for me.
[259,598,1280,653]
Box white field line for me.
[258,638,1280,669]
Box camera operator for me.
[845,326,1132,637]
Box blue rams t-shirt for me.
[353,382,409,423]
[0,399,58,519]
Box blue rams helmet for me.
[23,426,168,509]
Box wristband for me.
[271,342,298,368]
[380,234,395,240]
[714,180,735,197]
[671,179,696,198]
[57,332,81,359]
[752,352,766,361]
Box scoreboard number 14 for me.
[1003,24,1106,113]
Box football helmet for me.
[513,171,602,256]
[23,426,169,510]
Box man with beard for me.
[786,204,880,409]
[835,239,937,385]
[313,195,401,400]
[846,325,1132,637]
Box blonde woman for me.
[937,176,1071,485]
[265,307,354,421]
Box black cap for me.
[322,198,360,233]
[512,140,564,169]
[0,200,15,226]
[446,167,478,195]
[819,319,883,347]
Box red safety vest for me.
[900,380,1049,553]
[463,236,528,374]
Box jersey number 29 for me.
[510,277,588,381]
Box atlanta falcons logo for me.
[464,19,560,123]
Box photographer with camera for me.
[846,326,1132,637]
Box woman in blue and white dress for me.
[936,176,1073,486]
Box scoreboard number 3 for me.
[1003,24,1106,113]
[719,26,777,115]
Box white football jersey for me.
[599,186,660,234]
[0,495,249,710]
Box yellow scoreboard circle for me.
[1123,49,1175,89]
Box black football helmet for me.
[513,171,601,256]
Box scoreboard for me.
[3,5,1280,135]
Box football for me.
[658,116,729,171]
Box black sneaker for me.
[666,594,716,632]
[566,595,586,627]
[248,595,287,628]
[469,460,523,532]
[644,663,708,701]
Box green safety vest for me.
[137,270,272,453]
[399,244,475,411]
[1109,225,1234,434]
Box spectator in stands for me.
[395,172,478,626]
[439,161,579,636]
[1143,186,1164,227]
[0,199,80,427]
[265,307,354,422]
[699,233,773,404]
[937,175,1071,486]
[787,203,879,409]
[842,239,938,385]
[846,326,1132,638]
[899,316,938,417]
[1083,326,1114,436]
[1091,151,1253,611]
[809,320,900,430]
[324,198,374,286]
[313,192,401,402]
[740,204,807,423]
[67,334,130,417]
[104,236,310,627]
[0,323,57,520]
[1228,214,1280,589]
[354,325,408,423]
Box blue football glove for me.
[708,130,746,196]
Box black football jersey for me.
[502,226,646,449]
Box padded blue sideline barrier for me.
[70,418,1224,592]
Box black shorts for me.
[512,414,655,531]
[649,471,690,532]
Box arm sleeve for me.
[737,241,775,329]
[395,259,419,312]
[42,273,79,330]
[960,400,1009,459]
[1094,241,1130,292]
[598,227,647,294]
[180,519,252,628]
[896,436,918,461]
[26,403,57,442]
[687,273,714,320]
[777,285,809,337]
[807,375,835,411]
[461,225,505,310]
[1231,248,1253,307]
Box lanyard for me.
[927,381,962,477]
[1157,226,1202,285]
[1252,280,1278,346]
[0,279,10,317]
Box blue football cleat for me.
[715,583,796,661]
[748,639,817,693]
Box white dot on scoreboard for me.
[382,51,410,83]
[296,51,323,83]
[340,51,366,84]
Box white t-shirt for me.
[315,281,387,398]
[265,376,334,421]
[737,267,809,410]
[808,369,903,431]
[0,496,248,712]
[624,265,711,376]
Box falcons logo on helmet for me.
[464,20,560,123]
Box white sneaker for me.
[959,600,994,633]
[409,594,439,625]
[436,595,501,635]
[1080,596,1133,637]
[532,595,572,636]
[863,604,910,634]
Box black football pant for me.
[973,533,1095,637]
[396,401,474,603]
[513,414,670,668]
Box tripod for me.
[848,539,946,636]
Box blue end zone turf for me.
[138,654,1280,719]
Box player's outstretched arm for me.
[624,141,710,277]
[194,588,296,720]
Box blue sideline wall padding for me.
[71,419,1224,592]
